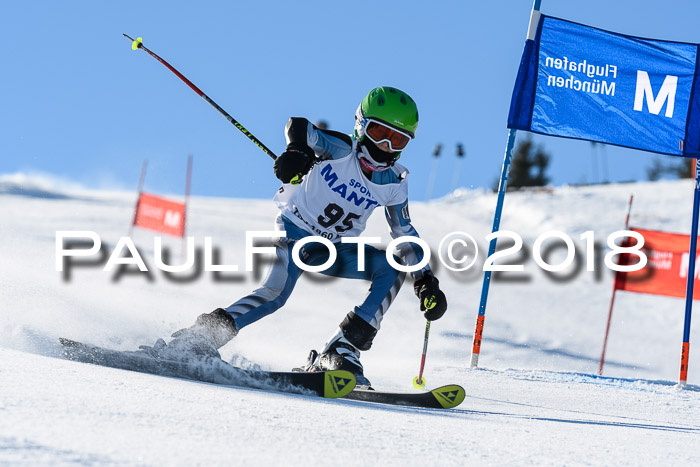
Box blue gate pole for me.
[680,158,700,386]
[470,129,516,367]
[470,0,542,368]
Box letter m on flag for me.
[133,192,186,237]
[634,71,678,118]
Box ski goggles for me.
[364,119,413,152]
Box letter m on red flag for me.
[133,192,186,237]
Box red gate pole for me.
[598,194,634,375]
[181,155,193,260]
[129,160,148,237]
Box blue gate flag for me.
[508,15,700,157]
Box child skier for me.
[147,87,447,387]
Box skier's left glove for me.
[273,143,316,184]
[413,272,447,321]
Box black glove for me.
[273,144,315,184]
[413,272,447,321]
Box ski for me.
[59,338,355,399]
[343,384,465,409]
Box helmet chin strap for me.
[358,141,397,172]
[359,155,388,172]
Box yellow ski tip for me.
[431,384,466,409]
[132,37,143,50]
[412,376,427,389]
[323,370,356,398]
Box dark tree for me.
[647,157,695,180]
[675,158,695,178]
[507,136,551,189]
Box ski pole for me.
[412,320,431,389]
[123,34,277,160]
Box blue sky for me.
[2,0,699,201]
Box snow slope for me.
[1,173,699,465]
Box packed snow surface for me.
[1,174,699,465]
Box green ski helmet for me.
[354,87,419,167]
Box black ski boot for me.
[317,330,372,388]
[140,308,238,360]
[298,327,372,389]
[293,313,377,388]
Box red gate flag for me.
[616,228,700,300]
[133,192,186,237]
